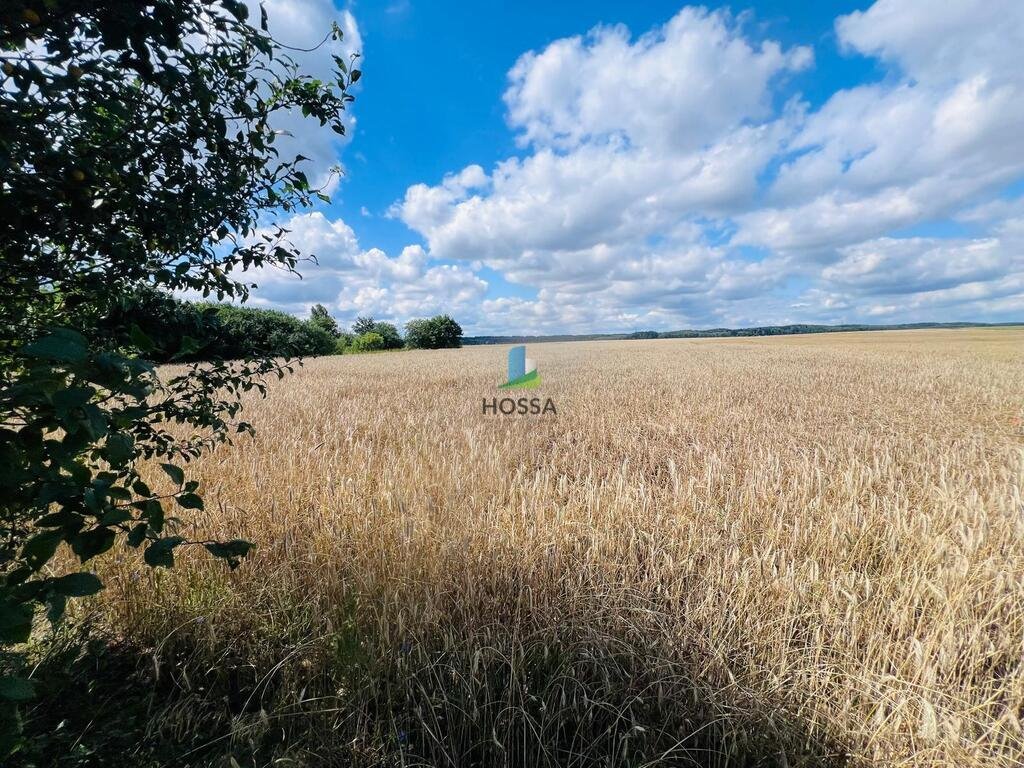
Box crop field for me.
[79,329,1023,767]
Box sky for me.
[246,0,1024,334]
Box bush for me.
[109,292,337,361]
[405,315,463,349]
[205,305,335,359]
[310,304,341,337]
[352,316,377,336]
[372,322,403,350]
[351,331,385,352]
[334,333,354,354]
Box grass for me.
[18,329,1024,767]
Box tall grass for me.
[82,330,1023,766]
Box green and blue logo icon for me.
[482,344,556,414]
[500,345,540,389]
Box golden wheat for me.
[92,329,1024,766]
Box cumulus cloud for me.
[247,0,362,193]
[835,0,1024,86]
[253,2,1023,332]
[503,7,811,152]
[245,213,487,326]
[377,1,1024,331]
[738,5,1024,254]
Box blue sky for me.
[251,0,1024,334]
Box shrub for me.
[405,315,463,349]
[334,334,354,354]
[351,331,385,352]
[310,304,341,337]
[204,305,335,359]
[372,322,403,350]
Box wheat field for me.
[89,329,1023,766]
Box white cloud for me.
[378,1,1024,331]
[822,237,1015,295]
[835,0,1024,86]
[246,0,362,193]
[254,2,1024,333]
[503,7,811,153]
[245,213,487,327]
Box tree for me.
[371,321,403,350]
[0,0,358,747]
[405,315,464,349]
[204,304,336,359]
[350,331,385,352]
[310,304,340,337]
[108,289,337,361]
[352,316,376,336]
[404,319,430,349]
[334,333,354,355]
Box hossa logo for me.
[482,345,557,415]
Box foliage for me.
[404,315,463,349]
[202,304,336,359]
[347,318,402,350]
[105,288,337,361]
[0,0,358,752]
[334,333,354,355]
[350,332,385,353]
[351,316,376,336]
[370,321,403,350]
[309,304,340,338]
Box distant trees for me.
[105,294,462,358]
[206,305,336,359]
[372,322,403,350]
[106,289,337,361]
[348,317,403,350]
[352,316,377,336]
[310,304,341,337]
[350,331,385,352]
[333,333,355,355]
[405,315,464,349]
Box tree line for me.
[112,288,462,363]
[315,304,463,353]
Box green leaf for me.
[0,601,33,644]
[50,572,103,597]
[176,492,203,510]
[23,329,88,362]
[144,536,184,568]
[104,433,134,465]
[99,508,133,525]
[52,386,95,416]
[127,522,148,548]
[129,323,155,352]
[141,499,165,533]
[160,463,184,486]
[22,530,63,569]
[70,527,116,562]
[0,678,35,703]
[204,539,252,569]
